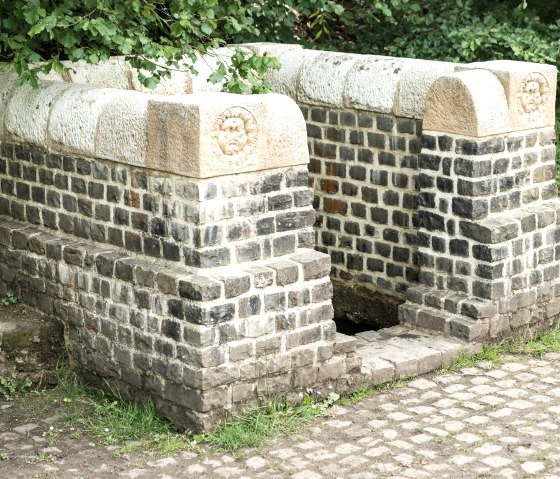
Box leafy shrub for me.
[0,0,280,92]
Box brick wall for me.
[0,82,363,431]
[302,106,423,326]
[26,49,559,338]
[0,140,361,430]
[401,128,560,341]
[0,143,316,268]
[255,44,559,333]
[305,107,422,292]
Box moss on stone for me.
[1,328,34,355]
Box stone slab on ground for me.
[352,325,481,382]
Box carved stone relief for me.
[213,107,258,167]
[517,72,549,122]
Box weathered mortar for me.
[0,79,361,430]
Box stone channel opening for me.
[331,283,403,335]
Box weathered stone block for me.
[460,217,519,244]
[416,309,448,331]
[267,260,299,286]
[449,317,489,341]
[291,249,331,280]
[178,276,222,301]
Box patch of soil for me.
[333,316,373,336]
[0,304,65,387]
[331,281,403,330]
[0,390,149,478]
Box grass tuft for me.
[51,366,193,455]
[438,344,506,373]
[338,377,407,406]
[197,393,339,451]
[505,328,560,357]
[438,327,560,374]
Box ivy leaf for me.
[208,62,226,84]
[120,41,133,54]
[200,23,213,35]
[28,23,46,37]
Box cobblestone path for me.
[2,353,560,478]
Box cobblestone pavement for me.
[2,352,560,478]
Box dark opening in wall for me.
[331,281,403,335]
[333,316,373,335]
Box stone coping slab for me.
[7,44,555,137]
[0,75,308,178]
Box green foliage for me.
[0,374,17,400]
[197,392,339,451]
[380,1,559,66]
[300,0,559,70]
[2,1,559,95]
[0,0,279,93]
[1,291,18,307]
[209,49,280,94]
[0,373,32,400]
[229,0,344,44]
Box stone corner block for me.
[457,60,557,131]
[334,333,357,355]
[459,217,519,244]
[423,69,509,137]
[290,249,331,280]
[145,92,308,178]
[178,275,222,302]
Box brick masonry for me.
[302,105,422,326]
[0,142,316,268]
[1,52,559,431]
[399,128,560,342]
[0,141,360,431]
[298,108,559,337]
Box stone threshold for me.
[334,326,482,386]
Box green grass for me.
[51,367,341,454]
[51,367,194,455]
[438,327,560,374]
[338,377,407,406]
[438,344,505,373]
[196,392,340,451]
[505,328,560,357]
